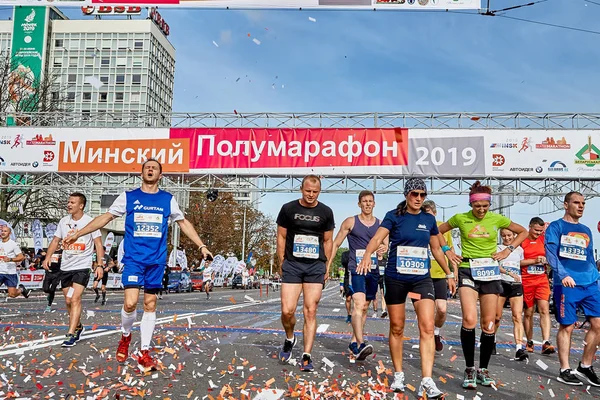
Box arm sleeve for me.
[587,228,595,267]
[325,207,335,231]
[169,197,185,224]
[108,192,127,217]
[447,214,460,229]
[13,243,22,255]
[91,229,101,239]
[497,214,512,229]
[54,220,63,239]
[544,222,569,281]
[276,205,288,228]
[430,217,439,236]
[380,211,395,231]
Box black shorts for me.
[60,269,91,289]
[458,268,502,295]
[94,268,109,285]
[281,259,325,284]
[42,270,61,293]
[384,276,435,305]
[500,281,523,299]
[432,278,448,300]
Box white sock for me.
[434,327,440,336]
[581,363,591,369]
[516,344,522,350]
[140,311,156,351]
[121,308,137,335]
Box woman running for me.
[494,228,528,361]
[438,181,528,389]
[358,178,456,399]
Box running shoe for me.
[515,348,529,361]
[356,342,373,361]
[348,342,359,356]
[279,336,296,363]
[300,353,314,372]
[137,350,158,372]
[462,367,477,389]
[44,305,52,313]
[116,333,132,363]
[434,334,443,352]
[101,299,106,306]
[74,324,85,342]
[390,371,405,392]
[18,284,31,299]
[476,368,495,386]
[62,333,78,347]
[557,369,583,386]
[345,315,352,324]
[94,293,100,303]
[380,310,388,318]
[418,377,445,399]
[526,340,534,353]
[542,341,556,355]
[575,363,600,386]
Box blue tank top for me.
[347,215,380,274]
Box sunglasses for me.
[409,191,427,199]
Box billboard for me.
[0,127,598,180]
[3,0,481,10]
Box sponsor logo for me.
[535,166,543,173]
[32,161,39,168]
[81,6,142,15]
[133,203,164,212]
[489,139,518,149]
[518,137,533,153]
[0,139,11,145]
[150,8,170,36]
[134,200,141,204]
[509,167,534,172]
[575,136,600,167]
[294,214,320,222]
[128,275,138,282]
[408,0,415,4]
[536,136,570,149]
[43,150,54,163]
[491,153,505,167]
[417,224,427,230]
[11,135,23,149]
[418,0,429,4]
[548,160,568,173]
[26,134,56,146]
[20,274,32,282]
[10,162,31,167]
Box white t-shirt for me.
[55,214,101,272]
[499,244,524,283]
[0,240,22,275]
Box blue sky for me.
[2,0,600,251]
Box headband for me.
[469,193,492,203]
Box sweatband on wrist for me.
[442,245,451,253]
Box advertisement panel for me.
[3,0,481,9]
[169,128,409,175]
[8,6,49,124]
[4,271,124,290]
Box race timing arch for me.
[0,112,599,215]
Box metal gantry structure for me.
[1,112,599,201]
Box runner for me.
[327,190,388,361]
[546,191,600,387]
[276,174,335,372]
[63,159,213,371]
[438,181,528,389]
[340,250,353,324]
[358,178,456,399]
[43,193,104,347]
[203,267,214,300]
[0,226,30,300]
[242,268,250,291]
[377,254,387,318]
[423,200,454,352]
[494,228,528,361]
[521,217,556,355]
[92,247,111,306]
[42,247,62,312]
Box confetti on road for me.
[536,359,548,370]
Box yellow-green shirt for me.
[430,221,454,279]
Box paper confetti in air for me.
[84,76,104,89]
[308,17,316,22]
[212,41,219,47]
[252,38,261,45]
[535,359,548,370]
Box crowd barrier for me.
[0,271,123,290]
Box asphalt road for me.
[0,282,598,399]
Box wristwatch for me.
[507,245,515,252]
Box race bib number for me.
[559,235,586,261]
[470,258,500,281]
[527,264,545,275]
[50,254,60,263]
[501,260,520,282]
[356,249,378,269]
[64,241,85,254]
[396,246,428,276]
[292,235,319,259]
[134,213,163,238]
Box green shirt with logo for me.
[447,211,511,268]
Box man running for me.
[277,175,335,372]
[63,159,213,371]
[328,190,388,360]
[93,247,111,306]
[44,193,104,347]
[0,226,29,300]
[422,200,454,352]
[546,192,600,387]
[521,217,556,355]
[203,267,214,300]
[42,248,62,312]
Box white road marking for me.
[316,324,329,333]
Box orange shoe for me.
[116,333,131,363]
[542,341,556,355]
[526,340,534,353]
[137,350,158,372]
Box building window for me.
[133,58,142,67]
[82,110,90,120]
[83,92,91,101]
[116,75,125,85]
[53,57,62,67]
[99,92,107,102]
[51,92,59,101]
[134,41,143,50]
[117,40,128,50]
[67,92,75,102]
[54,39,63,48]
[68,74,77,84]
[132,74,141,85]
[69,40,79,50]
[85,40,96,50]
[116,57,127,67]
[101,57,110,66]
[85,57,94,67]
[69,57,77,67]
[131,92,140,102]
[102,39,111,49]
[100,76,109,84]
[115,93,124,102]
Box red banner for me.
[169,128,408,173]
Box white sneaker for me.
[390,371,405,392]
[418,377,444,399]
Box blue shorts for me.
[0,273,18,288]
[350,272,379,301]
[122,263,165,290]
[554,282,600,325]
